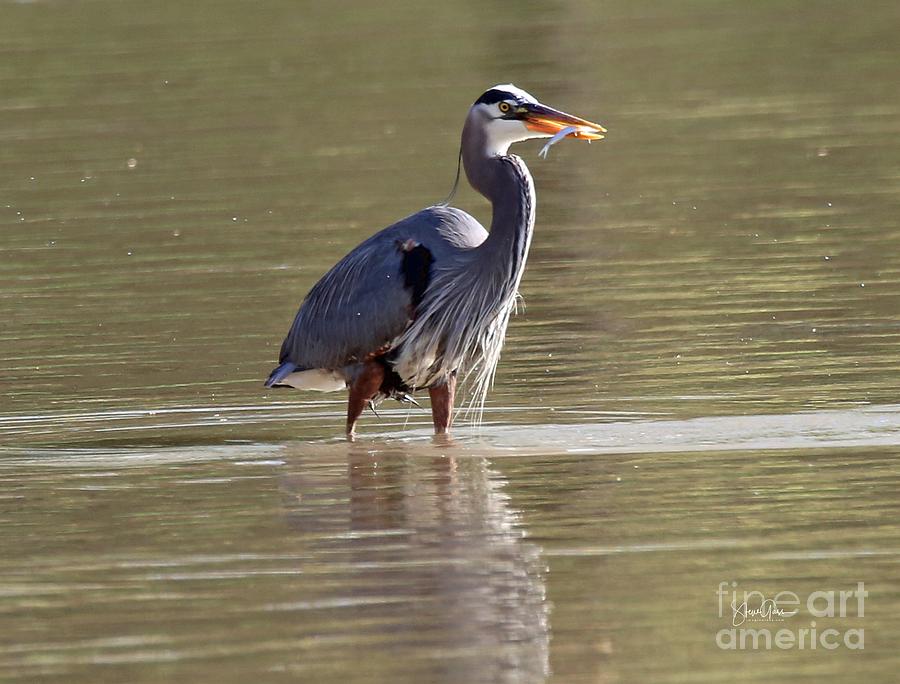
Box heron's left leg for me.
[347,361,385,436]
[428,373,457,434]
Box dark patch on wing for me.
[474,88,516,106]
[398,240,433,311]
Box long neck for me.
[462,127,536,290]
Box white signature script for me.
[732,599,791,626]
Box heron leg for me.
[428,373,457,434]
[347,361,385,436]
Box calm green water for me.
[2,1,900,682]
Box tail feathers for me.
[264,361,298,388]
[264,363,347,391]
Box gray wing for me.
[275,206,487,372]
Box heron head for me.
[468,83,606,157]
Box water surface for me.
[2,1,900,681]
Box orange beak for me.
[522,102,607,141]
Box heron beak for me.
[522,102,607,141]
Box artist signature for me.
[731,599,791,626]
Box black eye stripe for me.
[474,88,517,106]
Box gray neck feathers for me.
[392,117,537,414]
[461,119,536,291]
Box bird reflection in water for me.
[277,440,550,682]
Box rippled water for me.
[3,1,900,681]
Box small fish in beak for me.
[521,101,606,159]
[539,125,581,159]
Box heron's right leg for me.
[346,361,385,436]
[428,373,457,434]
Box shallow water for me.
[3,1,900,681]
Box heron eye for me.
[498,102,511,113]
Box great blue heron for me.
[265,84,605,436]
